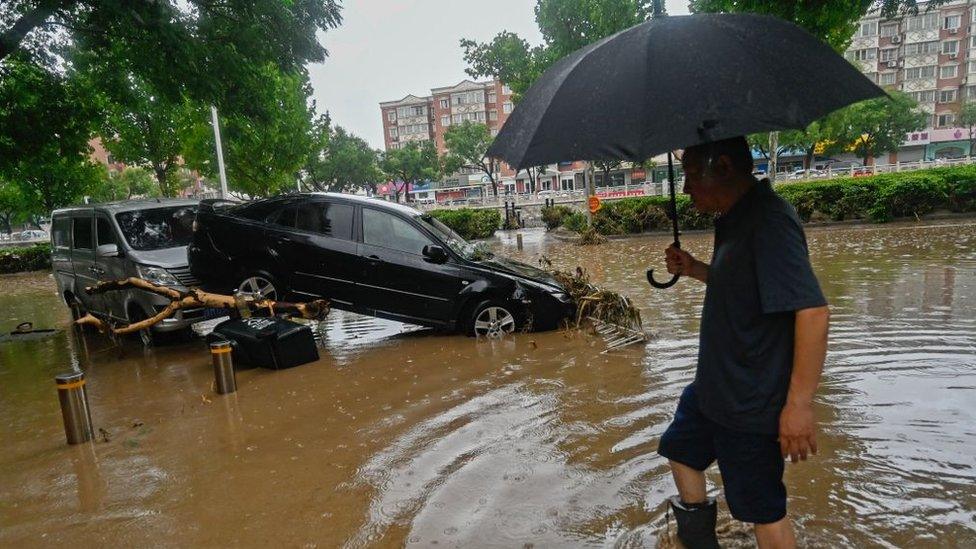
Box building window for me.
[858,21,877,37]
[852,48,877,61]
[501,84,512,94]
[940,65,958,79]
[440,98,449,109]
[966,85,976,100]
[943,41,959,55]
[909,89,937,103]
[387,111,395,122]
[943,15,961,30]
[969,60,976,73]
[936,112,955,127]
[879,72,897,85]
[939,89,957,103]
[452,90,484,106]
[490,128,499,136]
[880,48,898,62]
[905,41,939,55]
[487,92,496,104]
[907,13,939,32]
[388,127,398,138]
[905,65,937,79]
[440,115,450,127]
[880,24,899,37]
[503,101,513,114]
[488,109,498,121]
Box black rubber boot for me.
[669,495,720,549]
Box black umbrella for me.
[488,13,885,288]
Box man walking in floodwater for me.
[657,136,830,549]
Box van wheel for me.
[468,301,517,339]
[127,307,155,348]
[237,272,279,301]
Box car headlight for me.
[137,265,180,286]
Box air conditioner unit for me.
[949,27,959,34]
[949,52,959,59]
[891,36,901,43]
[887,60,898,68]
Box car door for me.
[358,207,464,323]
[70,211,103,314]
[269,200,361,305]
[94,214,127,321]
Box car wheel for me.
[237,273,279,301]
[469,301,517,339]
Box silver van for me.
[51,199,202,345]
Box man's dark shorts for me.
[658,383,787,524]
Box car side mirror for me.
[422,244,448,263]
[96,243,119,258]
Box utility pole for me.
[768,131,779,183]
[585,162,594,226]
[210,105,229,199]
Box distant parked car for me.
[189,193,575,336]
[51,199,202,346]
[19,229,48,240]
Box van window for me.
[52,217,71,249]
[115,206,196,250]
[96,217,116,246]
[363,209,431,254]
[72,217,93,250]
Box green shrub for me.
[541,205,575,230]
[0,243,51,274]
[868,174,947,222]
[563,211,588,233]
[429,208,501,240]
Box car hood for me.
[477,256,565,290]
[127,246,189,269]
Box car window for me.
[115,206,196,251]
[96,217,116,247]
[72,216,93,251]
[363,208,431,254]
[269,202,354,240]
[52,217,71,249]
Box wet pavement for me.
[1,220,974,548]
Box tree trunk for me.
[154,165,170,197]
[0,0,68,62]
[804,148,814,170]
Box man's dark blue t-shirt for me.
[696,179,827,435]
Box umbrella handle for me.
[647,269,679,289]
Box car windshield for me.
[416,214,493,261]
[115,206,197,251]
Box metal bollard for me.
[210,341,237,395]
[516,232,524,250]
[56,371,94,445]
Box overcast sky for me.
[308,0,692,149]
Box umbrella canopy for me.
[488,13,885,170]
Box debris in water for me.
[98,428,111,443]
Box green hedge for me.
[429,208,502,240]
[541,205,575,230]
[572,165,976,236]
[0,243,51,274]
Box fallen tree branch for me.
[75,277,330,335]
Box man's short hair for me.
[684,136,754,176]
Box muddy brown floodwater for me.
[1,220,974,548]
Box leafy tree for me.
[182,67,318,198]
[748,133,790,161]
[90,167,158,203]
[829,92,926,165]
[302,122,382,194]
[443,121,501,197]
[379,141,440,203]
[462,0,653,99]
[592,159,622,187]
[0,1,342,114]
[0,179,26,235]
[957,101,976,157]
[0,54,101,216]
[690,1,952,50]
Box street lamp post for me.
[210,105,229,199]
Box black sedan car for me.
[189,193,575,336]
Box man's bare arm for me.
[779,305,830,462]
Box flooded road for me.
[1,220,974,548]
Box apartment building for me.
[847,1,976,160]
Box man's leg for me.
[669,459,707,503]
[754,518,796,549]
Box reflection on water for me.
[0,220,974,547]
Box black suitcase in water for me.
[207,317,319,370]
